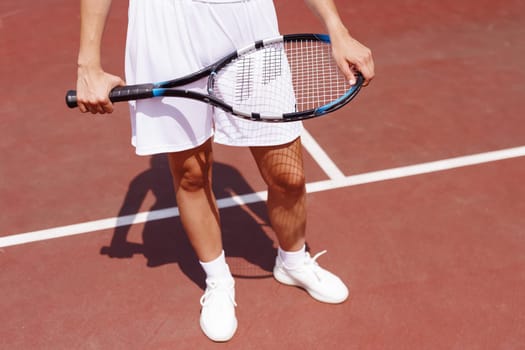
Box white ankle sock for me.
[278,245,306,269]
[200,250,233,281]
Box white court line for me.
[1,145,525,248]
[301,129,346,179]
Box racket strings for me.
[212,39,350,117]
[288,40,349,112]
[213,43,295,116]
[235,56,253,102]
[262,47,283,84]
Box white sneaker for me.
[199,278,238,342]
[273,250,349,304]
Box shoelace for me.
[309,250,327,263]
[200,280,237,307]
[304,250,328,282]
[281,250,328,282]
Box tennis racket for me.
[66,33,364,122]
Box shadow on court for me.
[99,154,277,290]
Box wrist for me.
[77,60,103,73]
[77,46,102,69]
[326,20,350,39]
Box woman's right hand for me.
[76,64,125,114]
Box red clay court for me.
[1,0,525,349]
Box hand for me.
[330,29,375,87]
[76,65,125,114]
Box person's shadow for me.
[100,154,277,289]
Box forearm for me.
[304,0,348,36]
[76,0,124,114]
[78,0,113,69]
[304,0,374,84]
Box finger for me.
[336,58,356,85]
[78,102,88,113]
[363,57,375,85]
[346,68,357,86]
[349,71,357,86]
[96,103,107,114]
[357,63,374,87]
[348,65,361,86]
[86,102,100,114]
[101,101,114,114]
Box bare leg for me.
[250,137,306,252]
[254,139,348,304]
[167,139,222,262]
[170,141,237,342]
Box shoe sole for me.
[273,268,349,304]
[200,319,238,342]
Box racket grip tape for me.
[65,84,156,108]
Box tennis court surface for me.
[1,0,525,348]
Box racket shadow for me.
[99,153,277,290]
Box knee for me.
[268,170,306,196]
[169,156,211,193]
[177,167,209,193]
[168,141,213,193]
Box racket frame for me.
[66,33,363,122]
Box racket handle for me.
[65,90,79,108]
[65,84,156,108]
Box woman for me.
[75,0,374,342]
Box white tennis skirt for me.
[125,0,303,155]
